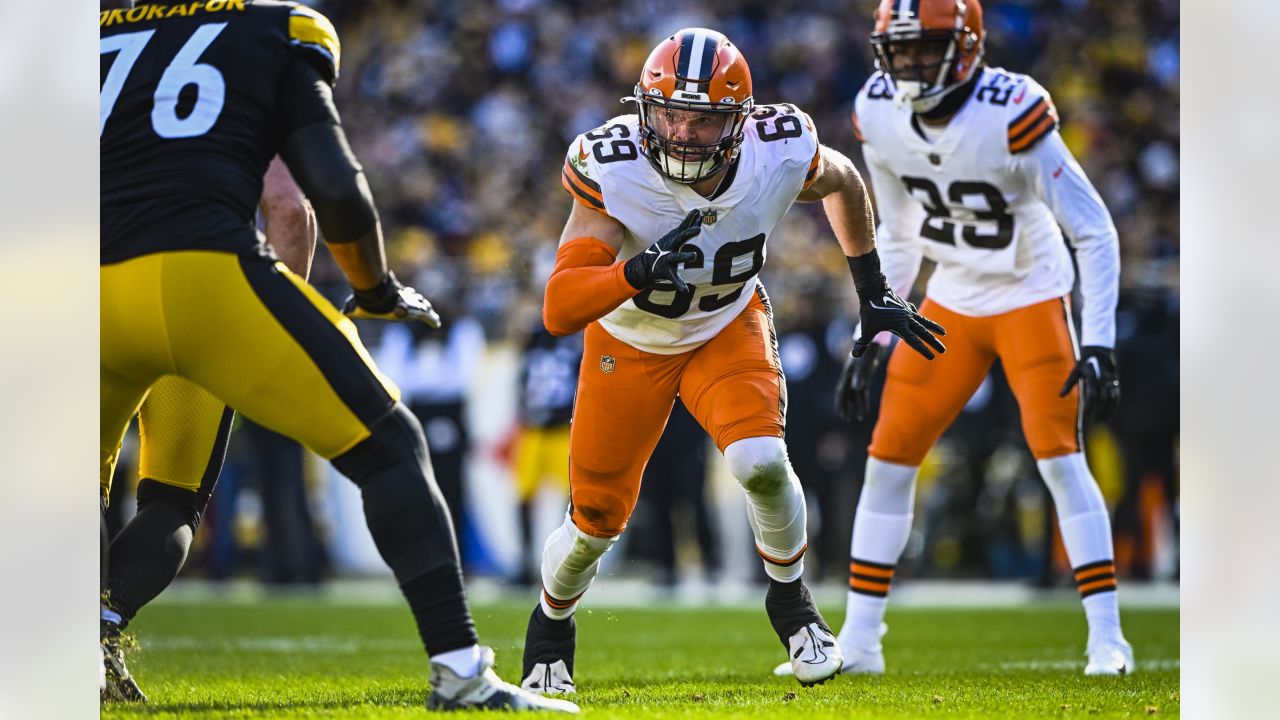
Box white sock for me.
[843,457,917,649]
[539,511,617,620]
[1083,591,1122,645]
[723,437,808,582]
[1037,453,1123,641]
[432,644,482,677]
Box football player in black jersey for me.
[100,1,577,712]
[100,156,315,702]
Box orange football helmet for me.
[871,0,985,113]
[631,28,753,184]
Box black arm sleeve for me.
[276,60,378,245]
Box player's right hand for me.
[835,343,884,422]
[623,209,703,292]
[342,271,442,328]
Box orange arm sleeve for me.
[542,236,639,336]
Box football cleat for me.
[521,659,576,696]
[1084,637,1135,676]
[764,579,842,686]
[774,622,888,677]
[521,605,577,696]
[100,633,146,702]
[785,622,844,686]
[426,645,579,713]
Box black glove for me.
[623,209,703,292]
[835,343,884,423]
[341,271,442,328]
[847,250,946,360]
[1059,345,1120,423]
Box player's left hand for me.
[342,271,442,328]
[854,288,946,360]
[1059,346,1120,423]
[835,343,884,423]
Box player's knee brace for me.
[331,403,458,583]
[724,436,793,495]
[545,514,617,573]
[541,512,617,612]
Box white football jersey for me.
[854,66,1119,345]
[561,105,820,355]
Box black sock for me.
[532,604,574,633]
[403,565,479,656]
[765,577,827,645]
[105,483,203,626]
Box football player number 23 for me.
[901,176,1015,249]
[633,233,766,319]
[100,23,228,139]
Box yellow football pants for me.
[101,251,400,495]
[101,375,233,499]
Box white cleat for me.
[782,622,843,686]
[774,622,886,677]
[1085,638,1135,676]
[520,659,577,696]
[427,646,579,713]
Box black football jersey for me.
[100,0,339,263]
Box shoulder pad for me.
[561,135,607,214]
[749,103,821,189]
[560,117,642,215]
[1002,74,1059,154]
[287,3,341,84]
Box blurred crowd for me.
[108,0,1180,590]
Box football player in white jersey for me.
[521,27,946,694]
[775,0,1133,678]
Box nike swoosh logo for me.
[1052,162,1065,179]
[578,140,589,163]
[867,301,903,311]
[1013,85,1027,104]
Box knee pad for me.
[545,513,617,571]
[136,478,208,530]
[331,403,428,486]
[724,436,792,495]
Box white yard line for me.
[156,577,1181,610]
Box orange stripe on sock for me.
[1074,561,1115,579]
[1077,578,1117,595]
[850,562,895,580]
[849,577,891,593]
[1075,566,1115,583]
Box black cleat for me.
[520,604,577,695]
[765,578,843,686]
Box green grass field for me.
[102,596,1178,719]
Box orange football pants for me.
[870,295,1082,466]
[568,291,785,537]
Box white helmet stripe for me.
[684,30,709,93]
